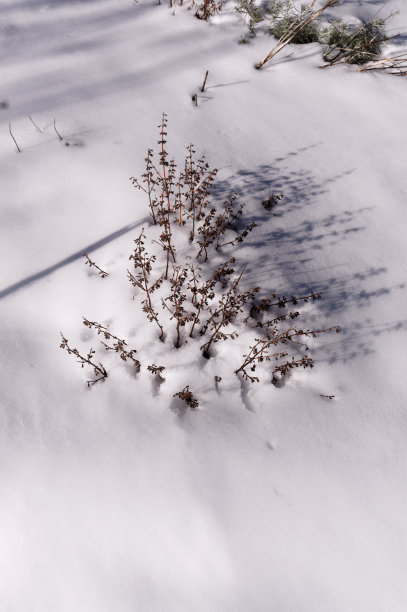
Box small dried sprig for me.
[261,193,284,211]
[248,291,322,320]
[128,229,165,339]
[193,0,223,20]
[320,394,335,399]
[128,229,157,295]
[188,261,235,338]
[196,195,255,260]
[218,219,257,249]
[150,114,177,277]
[200,270,260,356]
[83,253,109,278]
[82,318,140,367]
[183,146,217,239]
[130,125,218,252]
[147,364,166,381]
[173,385,199,409]
[60,333,108,387]
[130,149,158,223]
[274,355,313,376]
[235,325,340,383]
[162,265,194,348]
[214,197,256,249]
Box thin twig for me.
[9,123,21,153]
[28,115,43,133]
[201,70,209,92]
[53,118,63,141]
[83,253,109,278]
[356,55,407,74]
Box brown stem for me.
[202,320,223,355]
[201,70,209,92]
[53,118,63,141]
[29,115,43,133]
[189,305,201,337]
[9,123,21,153]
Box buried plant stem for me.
[53,118,63,141]
[28,115,43,133]
[9,123,21,153]
[201,70,209,92]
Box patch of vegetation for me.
[268,0,320,44]
[235,0,264,39]
[321,17,389,65]
[61,115,339,407]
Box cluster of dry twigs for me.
[8,116,65,153]
[61,116,339,408]
[354,55,407,75]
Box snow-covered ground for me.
[1,0,407,610]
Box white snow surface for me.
[1,0,407,610]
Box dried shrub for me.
[62,116,339,407]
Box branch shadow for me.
[315,318,407,365]
[212,144,355,218]
[0,1,229,121]
[211,153,407,364]
[0,218,148,300]
[206,80,250,89]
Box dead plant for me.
[173,385,199,408]
[63,116,340,407]
[60,333,108,387]
[147,364,166,381]
[82,318,140,368]
[256,0,338,69]
[83,253,109,278]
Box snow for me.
[1,0,407,610]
